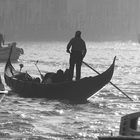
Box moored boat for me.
[0,75,8,102]
[4,46,115,103]
[98,112,140,140]
[0,42,24,62]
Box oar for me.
[82,61,133,101]
[34,60,44,80]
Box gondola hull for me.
[4,47,115,103]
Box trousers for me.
[69,51,83,80]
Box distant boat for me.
[0,42,24,62]
[98,112,140,140]
[0,75,8,102]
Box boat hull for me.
[0,76,8,102]
[98,112,140,140]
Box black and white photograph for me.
[0,0,140,139]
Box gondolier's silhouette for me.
[0,33,4,48]
[66,31,87,80]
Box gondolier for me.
[66,31,87,81]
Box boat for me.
[4,46,115,103]
[0,75,8,102]
[98,112,140,140]
[0,42,24,62]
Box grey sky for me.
[0,0,140,41]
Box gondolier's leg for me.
[76,54,82,81]
[76,63,81,80]
[69,53,75,80]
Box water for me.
[0,41,140,139]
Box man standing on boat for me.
[66,31,87,81]
[0,33,4,48]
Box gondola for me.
[4,46,115,103]
[0,42,24,62]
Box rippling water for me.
[0,41,140,139]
